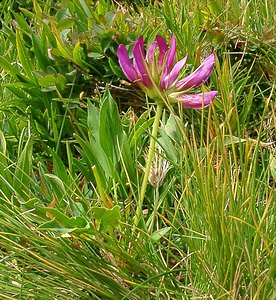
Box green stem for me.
[147,188,159,234]
[134,103,163,227]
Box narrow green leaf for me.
[49,148,70,186]
[88,102,100,140]
[269,153,276,182]
[33,0,43,18]
[151,227,171,241]
[16,30,36,82]
[0,131,12,197]
[121,133,136,184]
[130,118,154,150]
[14,12,32,32]
[108,57,124,77]
[158,128,178,165]
[0,130,7,155]
[72,40,87,69]
[5,82,42,98]
[13,136,33,202]
[99,90,123,166]
[51,21,73,60]
[0,56,21,79]
[75,135,111,185]
[78,0,93,18]
[44,174,66,201]
[31,32,49,70]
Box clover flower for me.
[117,35,217,108]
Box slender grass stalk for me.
[134,103,163,227]
[148,188,160,233]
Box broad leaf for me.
[92,205,120,232]
[37,207,91,234]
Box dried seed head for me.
[146,148,172,188]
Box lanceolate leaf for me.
[44,174,66,201]
[151,227,171,241]
[31,32,50,71]
[0,56,23,79]
[73,41,87,70]
[99,90,124,166]
[16,30,37,83]
[51,21,73,61]
[76,135,112,185]
[13,136,33,203]
[78,0,93,18]
[0,131,12,198]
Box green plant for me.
[0,0,275,299]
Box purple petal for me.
[133,57,146,85]
[177,91,218,109]
[146,41,157,63]
[133,36,152,87]
[160,54,188,90]
[159,66,168,90]
[156,35,168,68]
[165,34,176,71]
[176,54,215,91]
[117,44,137,82]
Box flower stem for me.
[134,103,163,227]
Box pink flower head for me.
[117,35,218,108]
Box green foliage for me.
[0,0,143,154]
[76,90,137,188]
[0,0,275,299]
